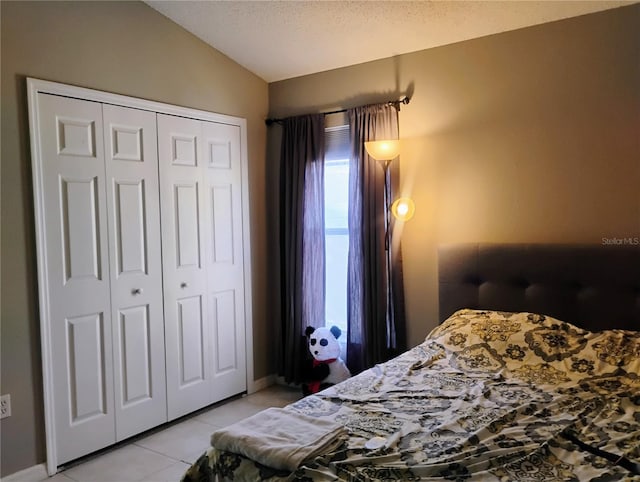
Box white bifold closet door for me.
[158,114,246,421]
[32,81,251,471]
[102,104,166,440]
[38,94,115,463]
[36,94,166,463]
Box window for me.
[324,126,350,343]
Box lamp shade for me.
[391,197,415,221]
[364,140,400,161]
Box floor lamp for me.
[364,139,413,350]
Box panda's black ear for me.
[305,326,316,337]
[330,325,341,339]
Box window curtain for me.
[278,114,326,383]
[347,104,407,375]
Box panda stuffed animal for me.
[302,325,351,396]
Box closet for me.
[28,79,253,474]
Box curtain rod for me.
[265,96,410,126]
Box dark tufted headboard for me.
[438,243,640,332]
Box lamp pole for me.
[381,158,396,349]
[383,159,392,252]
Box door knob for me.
[132,288,143,295]
[180,282,188,288]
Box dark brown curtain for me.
[278,114,326,383]
[347,104,407,375]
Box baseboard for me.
[247,374,276,394]
[2,463,48,481]
[274,375,298,388]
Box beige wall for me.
[0,1,269,476]
[269,5,640,350]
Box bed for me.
[183,243,640,481]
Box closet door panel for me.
[66,313,108,422]
[37,94,115,464]
[177,295,206,384]
[174,182,201,267]
[118,305,152,401]
[60,177,102,280]
[202,122,246,399]
[211,290,237,372]
[158,114,211,420]
[102,105,167,440]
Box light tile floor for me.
[38,384,302,482]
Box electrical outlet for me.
[0,394,11,419]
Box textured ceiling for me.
[145,1,632,83]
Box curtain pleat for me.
[347,104,407,375]
[278,114,325,383]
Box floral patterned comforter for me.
[182,309,640,481]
